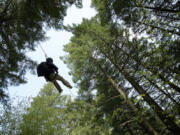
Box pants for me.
[45,73,72,93]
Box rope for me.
[39,44,48,59]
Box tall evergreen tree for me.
[19,83,109,135]
[91,0,180,94]
[92,0,180,37]
[63,17,180,134]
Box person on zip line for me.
[37,57,72,93]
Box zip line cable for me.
[39,44,48,59]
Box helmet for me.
[46,57,53,64]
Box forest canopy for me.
[0,0,180,135]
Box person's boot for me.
[64,81,72,89]
[61,79,72,89]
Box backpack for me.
[37,62,49,77]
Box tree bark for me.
[95,60,159,135]
[90,30,180,93]
[137,21,180,36]
[103,52,180,134]
[113,43,180,94]
[143,75,180,109]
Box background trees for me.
[63,17,180,134]
[0,97,29,135]
[91,0,180,36]
[18,83,109,135]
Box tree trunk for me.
[143,75,180,109]
[137,21,180,36]
[88,30,180,134]
[103,52,180,134]
[135,5,180,13]
[94,59,159,135]
[114,43,180,94]
[90,30,180,93]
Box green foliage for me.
[0,97,30,135]
[92,0,180,37]
[20,83,65,135]
[0,0,82,103]
[19,83,110,135]
[63,16,180,134]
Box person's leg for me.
[49,74,56,81]
[55,74,72,89]
[53,80,63,93]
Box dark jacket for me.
[37,61,58,79]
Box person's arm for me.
[51,64,58,73]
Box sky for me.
[8,0,96,100]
